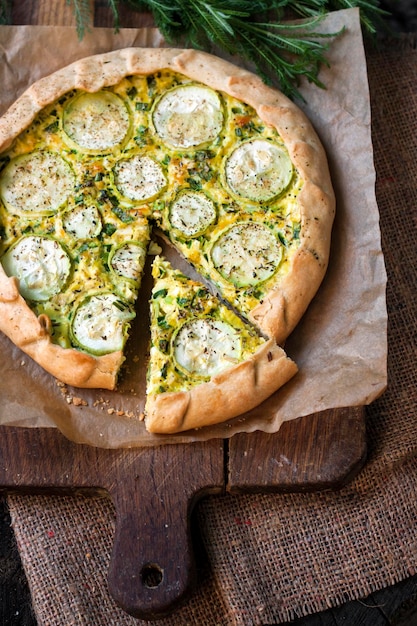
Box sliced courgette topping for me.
[109,243,147,282]
[224,139,293,202]
[169,190,217,238]
[0,151,75,215]
[63,204,102,239]
[210,222,282,287]
[172,318,241,378]
[1,235,71,302]
[71,293,134,355]
[62,91,131,153]
[113,155,166,202]
[152,84,223,149]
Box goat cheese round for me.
[211,222,282,287]
[225,139,293,202]
[1,235,71,301]
[173,318,241,378]
[152,84,223,149]
[113,155,166,202]
[63,204,102,239]
[110,243,146,281]
[71,293,134,354]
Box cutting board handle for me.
[107,483,193,618]
[0,427,224,620]
[104,442,224,619]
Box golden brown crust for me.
[249,106,335,342]
[250,181,334,343]
[145,340,298,434]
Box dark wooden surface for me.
[0,0,416,624]
[0,427,225,620]
[0,408,365,620]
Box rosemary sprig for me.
[65,0,93,39]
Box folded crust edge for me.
[144,340,298,434]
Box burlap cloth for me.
[6,35,417,625]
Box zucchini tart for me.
[0,48,335,433]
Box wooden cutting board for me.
[0,406,366,619]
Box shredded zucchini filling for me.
[0,69,303,364]
[148,257,265,394]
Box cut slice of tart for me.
[0,214,150,390]
[145,256,298,434]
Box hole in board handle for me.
[141,563,164,588]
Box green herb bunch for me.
[133,0,342,98]
[0,0,11,25]
[89,0,386,98]
[0,0,387,99]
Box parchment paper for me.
[0,9,387,447]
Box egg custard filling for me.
[148,257,265,396]
[0,68,301,361]
[0,49,335,431]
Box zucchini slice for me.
[62,91,131,153]
[109,242,147,282]
[173,318,241,378]
[63,204,102,239]
[0,151,75,215]
[210,222,282,287]
[169,190,217,238]
[113,155,166,202]
[71,293,134,355]
[224,139,293,203]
